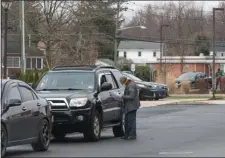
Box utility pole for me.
[21,0,26,73]
[159,25,163,73]
[3,8,8,78]
[212,8,224,99]
[114,1,120,65]
[164,37,168,84]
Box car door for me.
[4,83,26,142]
[97,72,113,123]
[105,71,122,121]
[18,84,41,139]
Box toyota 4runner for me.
[33,65,125,142]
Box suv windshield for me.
[122,73,142,81]
[177,72,197,80]
[36,71,95,91]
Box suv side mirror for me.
[101,82,112,91]
[8,99,22,107]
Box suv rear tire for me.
[112,113,125,137]
[83,110,101,142]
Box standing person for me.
[120,76,140,140]
[216,68,223,90]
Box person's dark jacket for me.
[122,81,141,113]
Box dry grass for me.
[220,77,225,92]
[180,80,191,94]
[155,73,177,94]
[196,78,207,93]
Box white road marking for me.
[158,151,193,155]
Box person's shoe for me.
[121,136,128,139]
[127,136,136,140]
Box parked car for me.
[122,72,168,100]
[1,79,52,157]
[33,65,125,142]
[175,72,212,89]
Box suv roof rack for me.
[51,65,117,71]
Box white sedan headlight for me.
[152,85,158,88]
[69,98,88,107]
[137,84,146,88]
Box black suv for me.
[33,65,125,142]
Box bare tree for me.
[25,1,72,67]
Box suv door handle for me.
[22,107,26,111]
[37,103,41,107]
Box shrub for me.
[181,80,190,94]
[196,78,207,93]
[135,65,150,81]
[34,68,39,83]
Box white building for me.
[117,41,162,64]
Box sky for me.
[122,1,221,23]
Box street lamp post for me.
[212,8,224,99]
[160,24,169,74]
[2,1,12,79]
[114,25,147,64]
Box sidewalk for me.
[140,99,225,108]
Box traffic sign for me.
[131,64,135,72]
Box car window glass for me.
[100,74,107,86]
[105,74,117,89]
[7,86,22,105]
[31,91,39,100]
[19,87,35,102]
[112,70,123,87]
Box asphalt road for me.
[5,104,225,157]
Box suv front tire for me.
[83,110,101,142]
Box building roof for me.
[96,58,115,66]
[118,40,161,50]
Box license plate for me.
[51,116,54,122]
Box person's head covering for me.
[120,76,131,86]
[120,76,127,85]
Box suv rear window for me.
[36,71,95,91]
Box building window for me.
[26,57,42,69]
[124,51,127,58]
[221,53,224,57]
[7,57,20,68]
[138,51,141,57]
[153,51,156,57]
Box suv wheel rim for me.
[94,116,100,137]
[42,123,50,146]
[1,128,6,154]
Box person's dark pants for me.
[124,110,137,138]
[216,77,221,89]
